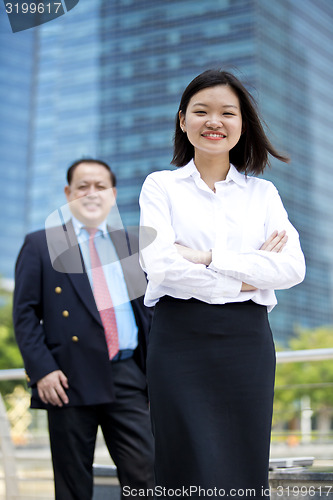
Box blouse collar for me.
[176,159,247,187]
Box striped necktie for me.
[86,227,119,359]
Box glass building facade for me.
[0,0,332,342]
[0,13,36,279]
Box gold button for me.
[62,310,69,318]
[55,287,62,294]
[72,336,79,342]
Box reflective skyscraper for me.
[1,0,332,341]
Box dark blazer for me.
[13,220,152,409]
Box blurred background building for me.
[1,0,333,342]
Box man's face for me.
[64,163,117,227]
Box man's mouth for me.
[83,203,100,209]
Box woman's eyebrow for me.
[191,102,238,109]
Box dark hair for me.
[66,158,117,187]
[172,69,289,174]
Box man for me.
[13,159,154,500]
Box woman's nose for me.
[205,116,223,128]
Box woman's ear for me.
[179,111,186,133]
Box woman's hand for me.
[260,230,288,252]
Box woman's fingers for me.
[260,231,287,253]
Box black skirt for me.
[147,297,276,498]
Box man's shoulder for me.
[25,228,46,239]
[24,224,70,246]
[25,223,69,237]
[21,223,78,264]
[20,228,47,254]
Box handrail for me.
[1,348,333,383]
[0,369,25,381]
[276,348,333,363]
[0,395,19,499]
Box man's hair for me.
[66,158,117,187]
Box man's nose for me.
[86,186,99,196]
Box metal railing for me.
[276,348,333,363]
[0,392,19,500]
[0,369,25,382]
[1,348,333,499]
[1,347,333,385]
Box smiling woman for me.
[139,69,305,498]
[179,85,243,189]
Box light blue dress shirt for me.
[72,217,138,351]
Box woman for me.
[139,69,305,498]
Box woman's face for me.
[180,84,243,162]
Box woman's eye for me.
[194,111,206,115]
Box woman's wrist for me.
[174,244,212,266]
[201,250,212,266]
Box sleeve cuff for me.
[210,272,242,299]
[209,248,239,274]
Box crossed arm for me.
[174,230,288,291]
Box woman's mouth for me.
[201,132,226,140]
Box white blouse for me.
[139,160,305,311]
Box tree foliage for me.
[0,287,24,395]
[273,326,333,431]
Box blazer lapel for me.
[47,220,103,326]
[48,222,147,325]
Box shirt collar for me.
[224,164,247,187]
[71,216,108,237]
[175,159,247,187]
[174,159,198,179]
